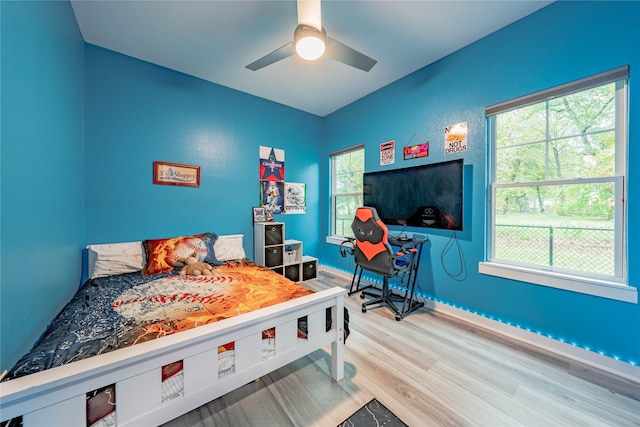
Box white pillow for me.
[87,242,145,279]
[213,234,246,262]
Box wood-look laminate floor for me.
[163,271,640,427]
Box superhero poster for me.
[259,146,285,182]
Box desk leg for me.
[348,265,362,295]
[398,244,425,319]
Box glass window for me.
[330,145,364,238]
[486,67,628,286]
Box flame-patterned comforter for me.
[6,260,312,380]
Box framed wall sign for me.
[253,207,266,222]
[153,161,200,187]
[404,142,429,160]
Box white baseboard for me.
[319,265,639,384]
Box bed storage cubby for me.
[161,360,184,403]
[254,222,318,282]
[86,384,116,426]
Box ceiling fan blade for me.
[326,37,377,72]
[245,42,295,71]
[297,0,322,30]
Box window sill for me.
[326,236,350,246]
[478,262,637,304]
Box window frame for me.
[327,144,364,244]
[480,66,636,304]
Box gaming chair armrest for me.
[340,237,356,257]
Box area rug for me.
[337,398,408,427]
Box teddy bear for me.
[178,255,214,276]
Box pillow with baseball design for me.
[142,232,222,276]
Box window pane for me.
[331,146,364,237]
[335,169,362,194]
[548,131,615,179]
[548,83,616,137]
[494,182,615,275]
[495,103,546,148]
[547,84,616,179]
[335,194,362,237]
[496,141,546,183]
[333,150,364,195]
[496,83,617,183]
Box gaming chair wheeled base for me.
[360,277,424,321]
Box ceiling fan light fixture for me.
[294,24,326,60]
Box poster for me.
[403,142,429,160]
[261,180,284,215]
[380,140,395,165]
[444,122,468,155]
[259,146,285,181]
[284,182,306,214]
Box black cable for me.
[440,231,465,279]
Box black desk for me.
[388,235,425,247]
[386,235,426,320]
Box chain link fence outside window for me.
[495,224,614,276]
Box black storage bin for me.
[265,246,283,267]
[285,265,300,282]
[265,224,283,246]
[302,259,317,281]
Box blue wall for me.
[84,45,323,251]
[1,1,323,371]
[320,1,639,364]
[1,1,85,369]
[1,1,638,371]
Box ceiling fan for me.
[245,0,377,72]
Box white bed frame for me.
[0,287,345,426]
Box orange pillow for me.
[142,233,222,276]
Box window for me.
[330,145,364,238]
[481,66,634,302]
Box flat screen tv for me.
[363,159,463,230]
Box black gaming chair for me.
[349,207,421,320]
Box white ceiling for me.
[70,0,552,117]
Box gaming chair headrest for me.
[351,207,389,261]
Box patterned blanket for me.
[6,260,312,379]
